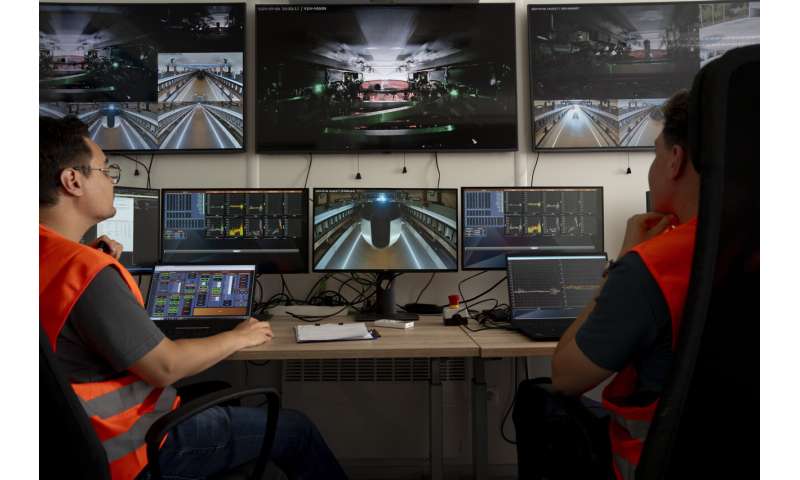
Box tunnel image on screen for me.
[529,2,759,151]
[157,52,243,150]
[462,187,603,270]
[39,3,246,153]
[39,4,158,103]
[313,189,458,271]
[256,4,517,152]
[699,2,760,67]
[162,189,309,273]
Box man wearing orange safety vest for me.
[39,116,347,480]
[513,90,698,480]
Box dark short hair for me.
[661,89,690,150]
[40,116,92,207]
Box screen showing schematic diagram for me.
[507,255,607,314]
[462,187,603,270]
[146,265,254,320]
[161,189,309,273]
[82,187,160,272]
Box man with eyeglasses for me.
[39,116,347,480]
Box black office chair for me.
[637,45,759,478]
[40,326,282,480]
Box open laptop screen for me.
[507,255,607,318]
[146,265,256,321]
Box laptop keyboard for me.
[168,328,218,339]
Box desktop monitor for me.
[82,187,161,273]
[461,187,604,270]
[39,3,247,153]
[312,188,458,272]
[313,188,458,321]
[161,188,309,273]
[528,1,760,151]
[255,3,518,153]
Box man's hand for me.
[617,213,677,259]
[230,317,274,349]
[89,235,123,260]
[131,318,274,388]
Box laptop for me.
[146,265,257,339]
[506,254,607,340]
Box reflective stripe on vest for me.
[613,453,637,480]
[601,218,697,480]
[101,388,177,462]
[39,224,179,480]
[609,413,651,442]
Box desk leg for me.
[429,358,443,480]
[472,357,488,480]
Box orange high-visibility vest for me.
[40,224,179,480]
[601,218,697,480]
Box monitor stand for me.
[355,272,419,322]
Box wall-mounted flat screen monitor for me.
[312,188,458,272]
[161,189,309,273]
[256,3,518,153]
[39,3,246,153]
[529,1,760,151]
[82,187,161,273]
[462,187,604,270]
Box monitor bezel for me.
[159,187,310,274]
[460,186,605,270]
[527,0,759,153]
[39,2,248,155]
[311,187,460,273]
[254,2,519,154]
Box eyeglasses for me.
[71,164,121,185]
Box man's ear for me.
[59,167,85,198]
[667,143,688,180]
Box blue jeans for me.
[140,406,348,480]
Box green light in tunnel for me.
[112,62,119,68]
[449,89,459,97]
[313,84,324,95]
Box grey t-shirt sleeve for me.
[66,266,165,372]
[575,252,667,372]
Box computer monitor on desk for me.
[82,187,160,273]
[161,188,309,273]
[313,188,459,320]
[461,186,604,270]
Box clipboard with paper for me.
[294,323,381,343]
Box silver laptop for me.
[146,265,257,339]
[506,255,607,340]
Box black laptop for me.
[506,254,607,340]
[146,265,257,339]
